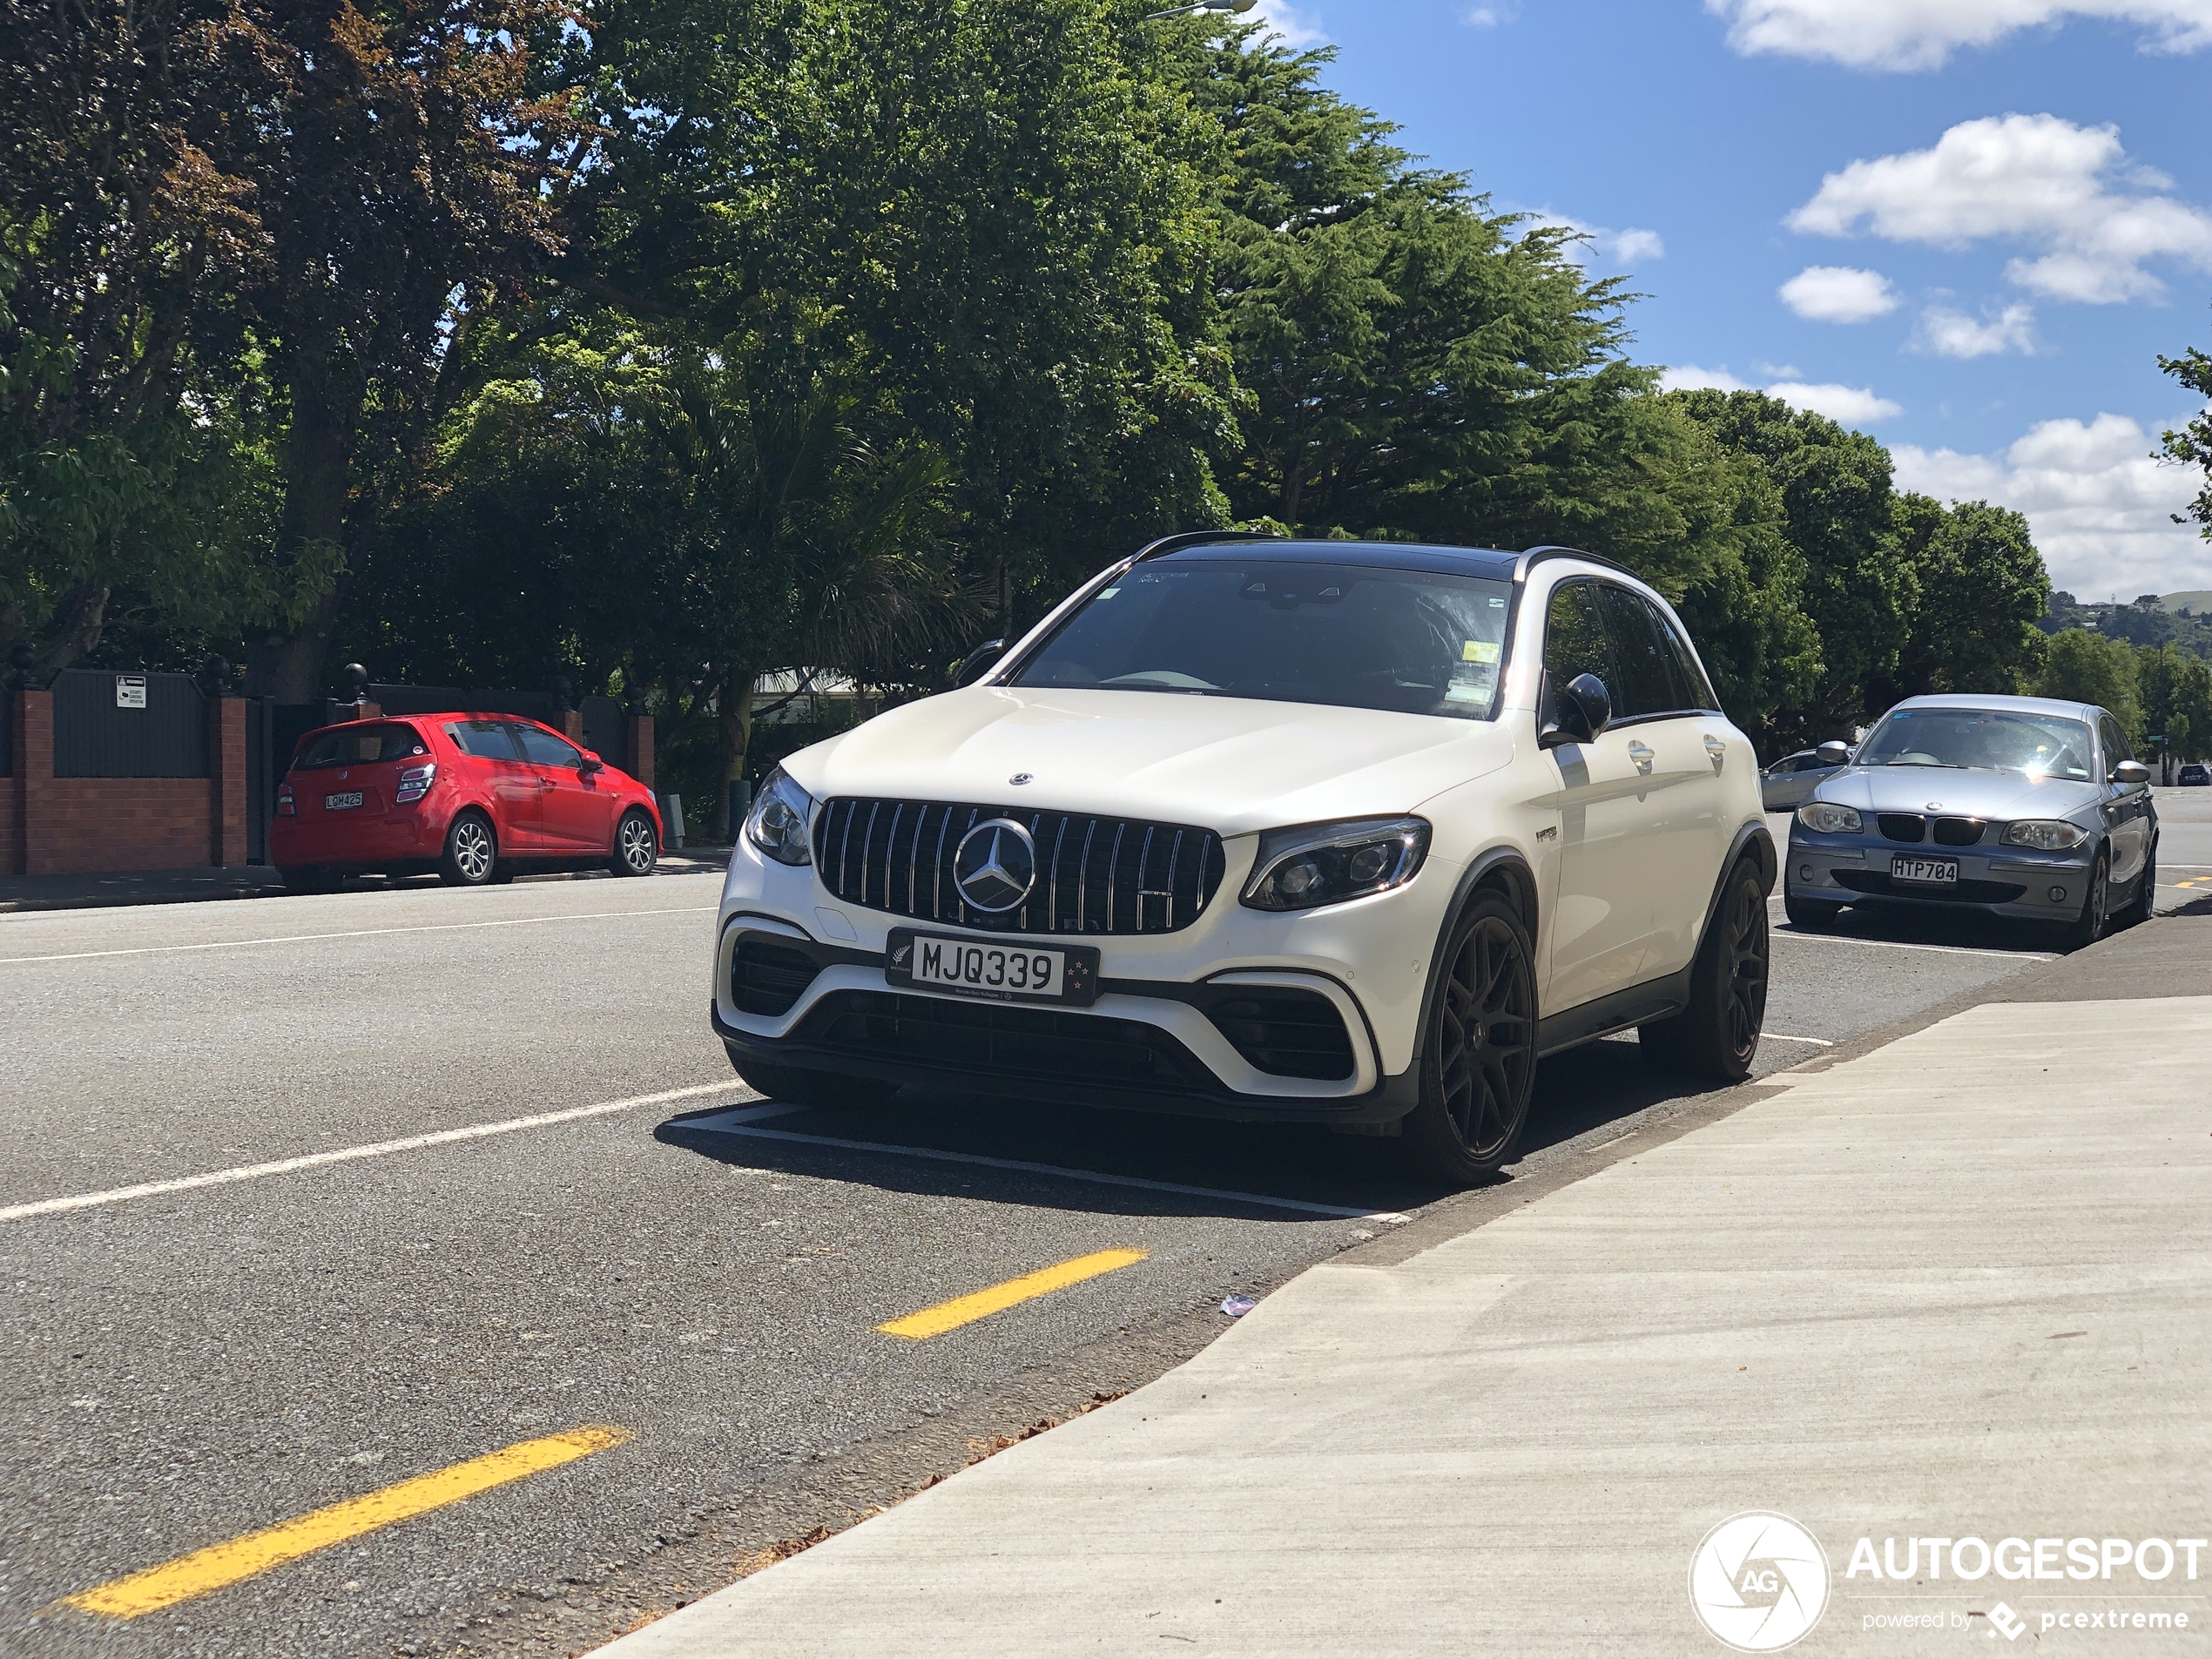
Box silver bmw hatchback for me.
[1784,693,2156,947]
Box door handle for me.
[1627,741,1656,774]
[1703,735,1727,772]
[538,779,556,790]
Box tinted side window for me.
[2100,716,2132,768]
[1542,582,1621,722]
[511,723,584,769]
[1595,584,1677,720]
[291,723,430,770]
[1648,597,1719,712]
[445,719,523,761]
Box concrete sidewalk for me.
[601,920,2212,1657]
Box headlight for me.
[1795,802,1863,834]
[1240,817,1430,912]
[2001,819,2087,851]
[744,766,815,866]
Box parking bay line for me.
[0,904,718,967]
[1760,1033,1835,1046]
[0,1089,795,1225]
[61,1426,631,1618]
[880,1249,1150,1340]
[691,1123,1413,1224]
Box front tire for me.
[439,811,498,887]
[726,1049,900,1111]
[1400,893,1539,1184]
[1642,859,1770,1082]
[2121,839,2156,927]
[1784,894,1843,929]
[610,807,658,877]
[2064,847,2112,948]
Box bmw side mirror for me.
[1541,672,1611,748]
[1816,740,1851,768]
[954,638,1008,689]
[2112,759,2150,787]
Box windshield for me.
[1008,561,1514,720]
[1858,708,2094,780]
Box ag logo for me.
[1689,1511,1830,1651]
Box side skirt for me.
[1535,965,1692,1059]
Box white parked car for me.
[714,534,1775,1182]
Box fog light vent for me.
[1798,863,1814,881]
[2048,885,2067,902]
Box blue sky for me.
[1247,0,2212,601]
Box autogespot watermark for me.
[1692,1516,2208,1648]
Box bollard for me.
[662,792,685,850]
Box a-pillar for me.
[208,696,246,867]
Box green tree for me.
[1885,495,2050,701]
[2038,629,2141,735]
[2161,339,2212,542]
[2137,643,2212,762]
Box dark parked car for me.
[2180,762,2210,786]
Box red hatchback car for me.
[270,713,662,892]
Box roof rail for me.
[1132,528,1289,563]
[1515,543,1635,582]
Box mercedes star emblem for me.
[953,818,1037,913]
[1009,772,1033,786]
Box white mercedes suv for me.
[713,534,1774,1182]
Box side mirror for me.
[1541,672,1611,748]
[579,751,604,775]
[2112,759,2151,787]
[1816,740,1851,768]
[953,638,1008,689]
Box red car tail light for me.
[395,763,436,804]
[276,782,295,816]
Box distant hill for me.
[2044,591,2212,658]
[2160,590,2212,617]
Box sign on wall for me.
[114,675,148,710]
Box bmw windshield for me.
[1857,708,2095,780]
[1008,561,1514,720]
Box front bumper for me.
[1784,827,2092,919]
[711,835,1449,1125]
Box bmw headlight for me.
[1795,803,1863,835]
[744,766,815,866]
[2001,819,2087,851]
[1240,817,1431,912]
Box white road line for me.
[0,1085,785,1224]
[690,1123,1411,1224]
[1761,1032,1836,1046]
[0,905,718,966]
[1773,929,2055,961]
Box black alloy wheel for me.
[1403,893,1538,1184]
[2066,848,2111,948]
[1643,859,1770,1082]
[610,807,658,877]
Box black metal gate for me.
[51,670,207,777]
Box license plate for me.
[324,791,363,811]
[1891,855,1959,887]
[885,927,1100,1006]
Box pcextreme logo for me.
[1690,1511,1832,1652]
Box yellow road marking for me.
[64,1425,630,1618]
[879,1249,1148,1340]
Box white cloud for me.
[1894,412,2210,596]
[1707,0,2212,71]
[1533,214,1665,266]
[1250,2,1327,48]
[1464,3,1520,24]
[1659,365,1905,424]
[1789,113,2212,304]
[1779,264,1901,322]
[1912,300,2039,356]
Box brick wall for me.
[35,779,213,874]
[0,778,18,873]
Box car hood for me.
[785,686,1517,836]
[1813,765,2102,821]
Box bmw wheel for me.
[439,811,498,887]
[610,807,658,877]
[2064,847,2111,949]
[1642,859,1769,1082]
[1402,892,1538,1184]
[1783,894,1842,929]
[2120,838,2156,927]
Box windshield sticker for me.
[1462,640,1500,664]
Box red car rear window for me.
[292,723,431,771]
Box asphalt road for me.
[0,805,2183,1659]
